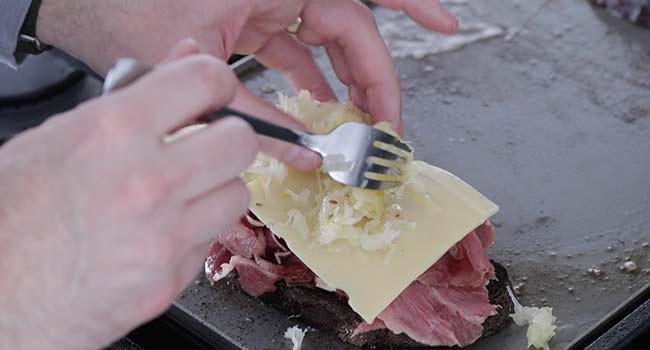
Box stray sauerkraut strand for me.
[284,325,307,350]
[507,287,557,350]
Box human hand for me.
[0,52,264,350]
[36,0,457,133]
[240,0,458,134]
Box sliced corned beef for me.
[372,280,486,346]
[255,257,315,286]
[205,214,497,348]
[229,256,280,297]
[429,286,495,324]
[353,224,497,347]
[418,226,495,288]
[213,220,266,258]
[205,242,232,282]
[475,220,495,248]
[205,216,315,294]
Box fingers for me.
[324,43,353,86]
[298,0,403,133]
[177,179,249,250]
[173,179,249,294]
[256,32,336,102]
[349,84,369,113]
[231,84,321,171]
[372,0,458,34]
[324,43,370,111]
[111,55,237,136]
[166,117,258,201]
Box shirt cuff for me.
[0,0,33,68]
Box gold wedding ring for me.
[286,17,303,34]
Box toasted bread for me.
[224,261,512,348]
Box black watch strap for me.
[16,0,51,55]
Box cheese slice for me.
[245,92,498,323]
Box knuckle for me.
[188,56,235,101]
[302,5,328,34]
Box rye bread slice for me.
[225,261,513,348]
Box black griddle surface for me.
[175,1,650,349]
[0,51,101,142]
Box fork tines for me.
[372,129,413,154]
[363,129,413,186]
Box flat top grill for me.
[173,1,650,349]
[2,1,641,349]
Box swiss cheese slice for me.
[248,161,498,323]
[244,91,498,323]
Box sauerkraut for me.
[284,325,307,350]
[244,91,415,259]
[508,287,557,350]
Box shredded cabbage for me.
[507,287,557,350]
[284,188,311,204]
[284,325,307,350]
[383,244,398,265]
[277,90,368,134]
[314,177,414,252]
[285,209,310,240]
[247,157,287,182]
[245,156,287,198]
[245,91,416,257]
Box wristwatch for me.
[16,0,51,55]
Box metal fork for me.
[103,58,412,190]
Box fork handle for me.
[203,107,307,147]
[102,59,310,147]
